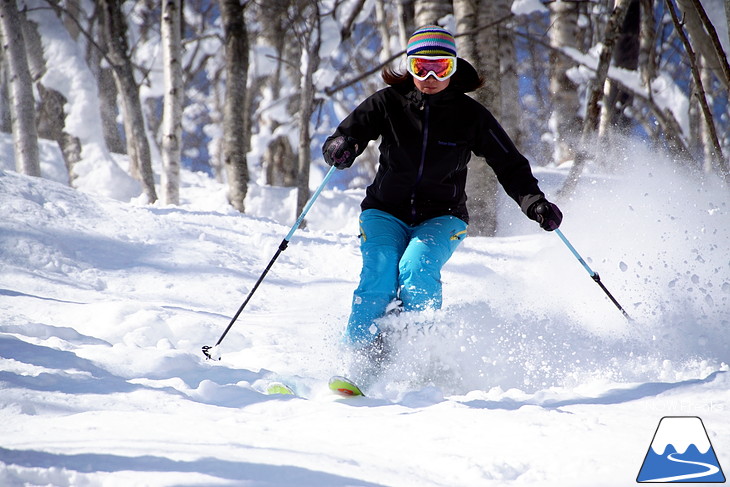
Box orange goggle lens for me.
[406,56,457,81]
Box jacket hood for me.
[449,57,482,93]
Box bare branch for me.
[666,0,729,183]
[688,0,730,88]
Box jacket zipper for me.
[411,97,430,222]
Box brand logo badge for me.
[637,416,725,483]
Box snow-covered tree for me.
[99,0,158,203]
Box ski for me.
[328,375,364,397]
[263,376,365,398]
[265,381,295,395]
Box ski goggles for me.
[406,55,457,81]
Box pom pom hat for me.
[406,25,457,57]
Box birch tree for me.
[397,0,415,46]
[218,0,249,212]
[638,0,657,89]
[453,0,501,236]
[161,0,183,205]
[0,0,40,177]
[99,0,157,203]
[726,0,730,60]
[498,1,521,147]
[414,0,451,27]
[675,0,730,89]
[559,0,631,197]
[665,0,728,182]
[548,1,582,165]
[599,0,640,138]
[375,0,393,61]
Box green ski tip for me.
[266,382,295,395]
[328,376,364,397]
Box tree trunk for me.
[726,0,730,68]
[161,0,183,205]
[453,0,500,236]
[559,0,631,197]
[264,135,296,186]
[219,0,249,212]
[699,55,716,174]
[98,67,126,154]
[676,0,730,89]
[414,0,452,28]
[375,0,393,62]
[665,0,728,182]
[23,12,80,184]
[498,0,521,147]
[295,4,321,222]
[339,0,366,40]
[99,0,158,203]
[0,0,41,177]
[599,0,640,139]
[397,0,415,46]
[639,0,657,89]
[548,0,582,165]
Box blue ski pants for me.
[346,209,468,345]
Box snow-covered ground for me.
[1,138,728,486]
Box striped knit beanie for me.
[406,25,457,57]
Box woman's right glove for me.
[529,199,563,231]
[323,135,359,169]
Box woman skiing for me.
[323,25,562,377]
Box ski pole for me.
[202,166,338,359]
[554,228,632,321]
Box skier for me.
[323,25,562,379]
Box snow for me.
[2,3,729,485]
[512,0,549,16]
[1,133,729,486]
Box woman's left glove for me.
[529,199,563,231]
[323,135,359,169]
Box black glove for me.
[530,199,563,231]
[323,135,359,169]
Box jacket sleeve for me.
[472,105,545,216]
[323,89,389,159]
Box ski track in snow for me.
[1,142,730,486]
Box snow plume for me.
[563,139,729,359]
[0,133,728,486]
[362,136,730,397]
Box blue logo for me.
[637,416,725,483]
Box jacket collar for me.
[404,85,458,107]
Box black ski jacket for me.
[326,61,545,225]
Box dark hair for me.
[381,67,413,86]
[380,58,484,93]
